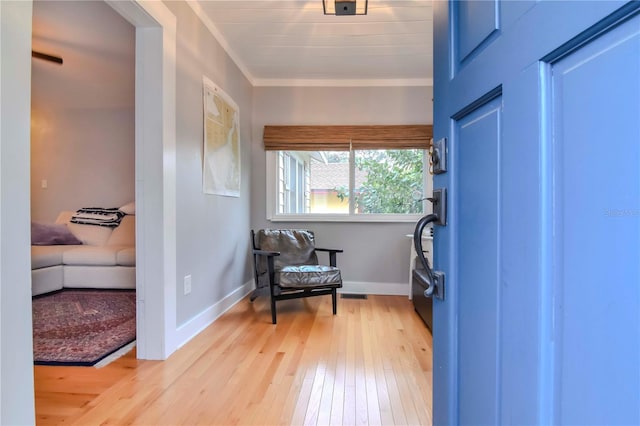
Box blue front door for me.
[432,2,640,424]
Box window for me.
[277,150,350,215]
[264,125,432,222]
[278,151,310,214]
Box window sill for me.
[268,213,423,223]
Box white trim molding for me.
[0,2,36,423]
[174,279,408,347]
[106,0,177,360]
[269,213,423,223]
[265,151,428,223]
[339,281,409,296]
[175,280,254,350]
[254,78,434,88]
[185,0,255,85]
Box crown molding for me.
[185,0,256,85]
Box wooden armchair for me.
[251,229,343,324]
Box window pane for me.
[277,151,349,214]
[275,149,423,215]
[277,152,285,213]
[354,149,424,214]
[309,151,349,213]
[297,162,305,212]
[288,155,298,212]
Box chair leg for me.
[249,286,267,302]
[249,289,259,302]
[271,297,277,324]
[332,288,337,315]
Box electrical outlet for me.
[183,274,192,295]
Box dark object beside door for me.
[412,263,433,330]
[412,213,436,331]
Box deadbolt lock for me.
[432,138,447,174]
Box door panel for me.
[456,95,502,425]
[551,15,640,424]
[433,1,640,424]
[456,0,499,64]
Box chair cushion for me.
[278,265,342,289]
[256,229,319,272]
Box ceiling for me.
[188,0,433,87]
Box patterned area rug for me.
[32,289,136,366]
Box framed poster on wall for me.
[202,76,240,197]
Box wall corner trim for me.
[184,0,255,85]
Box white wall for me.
[0,2,36,424]
[31,1,135,222]
[252,86,433,291]
[163,2,253,326]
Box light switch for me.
[41,179,48,189]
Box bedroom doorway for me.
[30,0,177,368]
[30,0,137,367]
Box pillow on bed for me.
[119,201,135,215]
[31,222,83,246]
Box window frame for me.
[266,150,431,223]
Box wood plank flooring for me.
[34,294,433,425]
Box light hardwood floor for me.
[34,294,433,425]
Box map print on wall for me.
[202,76,240,197]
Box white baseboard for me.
[339,281,409,296]
[175,279,253,350]
[175,279,408,349]
[95,341,137,368]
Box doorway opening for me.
[30,0,137,365]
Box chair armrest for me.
[253,249,281,257]
[314,248,343,267]
[315,248,344,253]
[253,249,280,290]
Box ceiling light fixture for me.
[322,0,368,15]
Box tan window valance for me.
[263,125,433,151]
